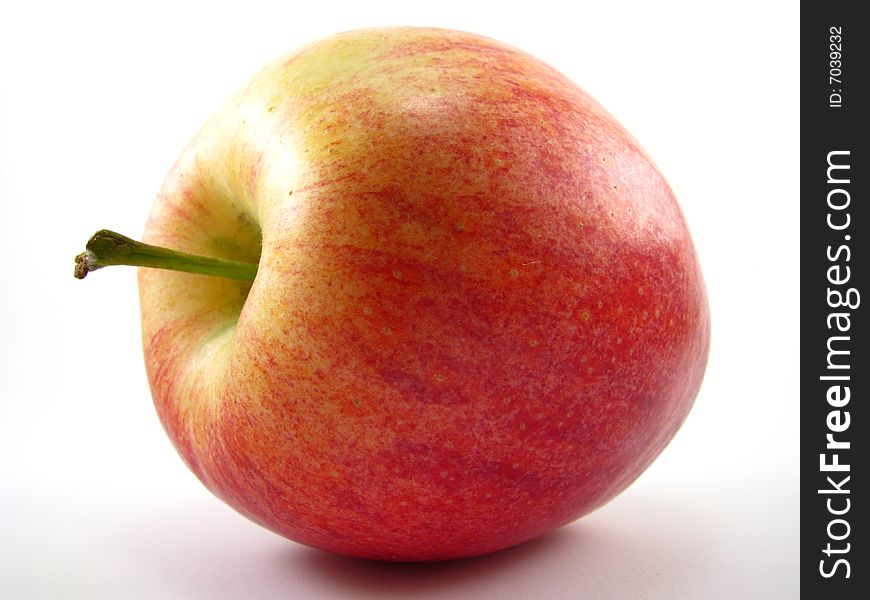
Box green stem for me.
[74,229,258,282]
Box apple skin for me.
[138,27,710,561]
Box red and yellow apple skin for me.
[139,27,710,561]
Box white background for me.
[0,1,799,598]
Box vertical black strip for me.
[802,3,867,596]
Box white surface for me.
[0,1,798,598]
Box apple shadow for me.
[114,491,713,600]
[283,527,583,598]
[270,495,710,600]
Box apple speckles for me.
[392,270,402,279]
[141,27,709,562]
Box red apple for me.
[85,27,710,561]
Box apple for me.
[76,27,709,561]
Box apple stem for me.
[74,229,258,282]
